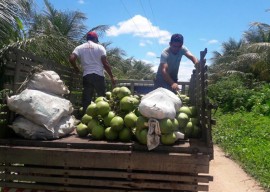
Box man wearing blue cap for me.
[154,33,199,93]
[69,31,116,114]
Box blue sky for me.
[36,0,270,81]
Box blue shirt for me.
[154,46,189,91]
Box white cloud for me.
[139,42,146,47]
[107,15,171,45]
[208,39,219,44]
[139,40,153,47]
[78,0,84,4]
[147,52,156,57]
[200,38,219,45]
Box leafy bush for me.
[208,73,270,115]
[212,111,270,190]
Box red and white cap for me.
[87,31,99,42]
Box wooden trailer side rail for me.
[0,47,214,192]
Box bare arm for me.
[101,55,116,86]
[69,53,80,72]
[185,51,199,65]
[160,62,179,91]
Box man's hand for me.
[171,82,180,91]
[73,66,80,73]
[111,76,116,87]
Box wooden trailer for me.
[0,48,215,192]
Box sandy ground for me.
[208,145,266,192]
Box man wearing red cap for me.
[154,33,199,93]
[69,31,116,114]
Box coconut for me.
[117,86,131,99]
[124,112,138,128]
[81,114,92,125]
[185,121,194,138]
[104,127,118,141]
[119,127,132,142]
[103,111,115,127]
[76,123,89,137]
[95,96,106,103]
[105,91,112,100]
[189,106,198,117]
[120,96,137,112]
[96,100,110,117]
[91,124,105,140]
[87,119,99,133]
[178,106,192,117]
[161,132,177,145]
[136,128,148,145]
[171,118,179,131]
[110,116,124,132]
[159,118,174,134]
[86,102,97,117]
[136,116,148,130]
[112,87,120,98]
[177,112,189,130]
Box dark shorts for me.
[82,73,106,113]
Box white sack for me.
[27,70,70,95]
[10,115,76,140]
[7,89,73,131]
[139,88,182,119]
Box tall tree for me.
[0,0,33,47]
[242,22,270,81]
[209,20,270,82]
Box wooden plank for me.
[130,152,209,173]
[1,166,212,185]
[1,164,211,183]
[0,180,209,192]
[0,146,131,168]
[0,181,209,192]
[0,135,212,155]
[0,146,210,173]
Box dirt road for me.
[208,145,265,192]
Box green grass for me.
[212,110,270,191]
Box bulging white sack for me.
[10,115,76,140]
[139,88,182,119]
[7,89,73,131]
[27,70,70,95]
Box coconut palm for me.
[210,20,270,82]
[242,22,270,81]
[0,0,155,82]
[209,38,246,82]
[0,0,33,48]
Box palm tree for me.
[0,0,33,48]
[242,22,270,81]
[209,20,270,82]
[0,0,155,82]
[209,38,247,82]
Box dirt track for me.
[208,145,265,192]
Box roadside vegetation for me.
[208,14,270,191]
